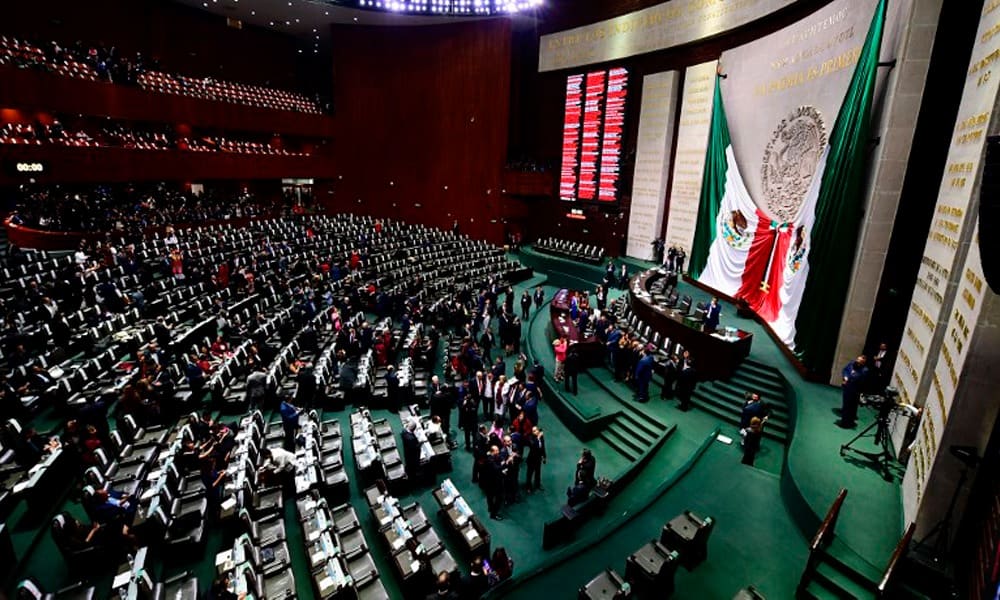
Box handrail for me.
[797,488,848,594]
[811,488,849,552]
[877,522,916,598]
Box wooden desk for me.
[630,270,752,380]
[549,289,604,366]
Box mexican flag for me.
[688,0,886,373]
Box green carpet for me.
[4,250,902,599]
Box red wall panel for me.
[323,20,511,244]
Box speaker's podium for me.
[660,510,714,570]
[625,540,680,597]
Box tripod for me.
[840,403,898,481]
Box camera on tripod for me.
[860,386,901,420]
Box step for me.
[691,388,790,432]
[802,578,848,600]
[605,420,650,456]
[742,358,787,381]
[616,406,667,440]
[690,392,789,442]
[825,539,882,586]
[599,429,640,462]
[707,381,791,420]
[814,560,874,600]
[727,371,788,398]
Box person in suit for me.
[635,347,655,403]
[567,448,596,505]
[740,392,769,428]
[520,291,532,320]
[606,326,623,379]
[385,365,400,410]
[872,342,890,390]
[563,345,580,395]
[524,426,546,492]
[479,329,495,362]
[459,392,479,451]
[484,445,505,520]
[742,417,763,466]
[703,297,722,333]
[676,352,696,411]
[660,354,679,400]
[426,375,444,407]
[839,355,869,428]
[472,424,489,484]
[279,396,303,450]
[533,287,545,309]
[402,420,422,478]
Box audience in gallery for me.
[5,183,299,234]
[0,117,312,156]
[0,34,324,114]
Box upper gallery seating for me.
[534,237,605,264]
[0,119,310,156]
[0,35,322,114]
[5,184,276,233]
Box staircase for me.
[800,538,882,599]
[583,372,671,462]
[598,405,668,462]
[687,358,792,443]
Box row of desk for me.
[630,270,753,380]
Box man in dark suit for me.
[426,375,443,408]
[402,420,422,478]
[839,355,869,428]
[660,354,679,400]
[524,426,546,492]
[484,446,505,520]
[479,329,495,362]
[385,365,400,410]
[676,352,696,411]
[520,291,532,320]
[459,392,479,450]
[564,345,580,395]
[606,327,623,379]
[635,347,655,403]
[472,424,489,484]
[533,287,545,309]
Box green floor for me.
[5,250,902,599]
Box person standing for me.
[703,297,722,333]
[606,326,623,379]
[524,427,546,492]
[839,355,869,428]
[533,287,545,309]
[484,445,505,520]
[564,344,580,395]
[460,392,479,451]
[742,417,763,466]
[872,342,890,390]
[385,365,400,411]
[595,285,607,313]
[279,396,303,450]
[676,352,696,411]
[520,291,532,320]
[472,424,489,484]
[635,347,655,403]
[660,353,679,400]
[552,337,568,383]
